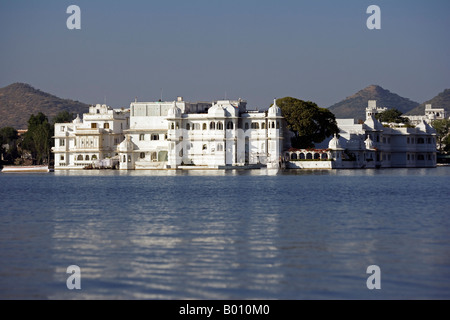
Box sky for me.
[0,0,449,110]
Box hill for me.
[328,85,420,121]
[0,83,90,129]
[406,88,450,116]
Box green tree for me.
[22,112,52,164]
[276,97,339,149]
[0,127,19,165]
[52,111,75,124]
[375,108,409,124]
[432,119,450,153]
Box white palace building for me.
[53,97,288,170]
[52,98,437,170]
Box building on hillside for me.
[405,104,448,125]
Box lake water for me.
[1,167,450,300]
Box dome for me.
[167,101,181,118]
[328,134,343,150]
[118,136,136,152]
[268,99,282,117]
[73,114,82,124]
[364,115,384,131]
[208,103,226,118]
[365,136,374,150]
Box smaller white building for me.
[406,104,448,125]
[294,100,437,169]
[52,104,129,169]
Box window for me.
[244,122,249,130]
[251,122,259,129]
[217,122,223,130]
[77,155,83,161]
[61,126,65,132]
[276,121,280,129]
[203,144,207,150]
[186,123,190,131]
[128,155,131,162]
[195,123,200,130]
[140,152,145,159]
[92,155,98,160]
[217,143,223,151]
[261,122,266,129]
[104,123,110,129]
[60,155,65,161]
[151,152,157,161]
[91,123,97,129]
[202,123,207,130]
[210,122,216,130]
[85,155,90,161]
[418,154,425,160]
[60,139,65,147]
[227,121,233,130]
[151,134,159,141]
[171,123,175,130]
[417,138,425,144]
[314,153,320,160]
[291,153,298,160]
[139,134,145,141]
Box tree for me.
[0,127,19,164]
[52,111,75,125]
[22,112,52,164]
[432,119,450,153]
[375,108,409,124]
[276,97,339,149]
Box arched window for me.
[140,152,145,159]
[245,122,249,130]
[210,122,216,130]
[195,123,200,130]
[217,143,223,151]
[322,153,328,160]
[85,155,90,161]
[202,144,207,150]
[123,155,126,162]
[276,121,280,129]
[139,134,145,141]
[291,153,298,160]
[300,153,305,160]
[314,153,320,160]
[271,121,275,129]
[261,122,266,129]
[306,153,313,160]
[227,121,234,129]
[176,122,180,129]
[104,123,110,129]
[151,134,159,141]
[217,122,223,130]
[186,123,190,131]
[77,155,83,161]
[251,122,260,129]
[170,123,175,130]
[202,123,207,130]
[151,152,157,161]
[92,155,98,160]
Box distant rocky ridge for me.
[327,85,420,121]
[0,83,90,129]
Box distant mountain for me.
[328,85,420,121]
[406,88,450,116]
[0,83,90,129]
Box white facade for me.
[117,98,286,170]
[405,104,448,125]
[52,104,129,169]
[313,101,437,168]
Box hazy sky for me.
[0,0,449,110]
